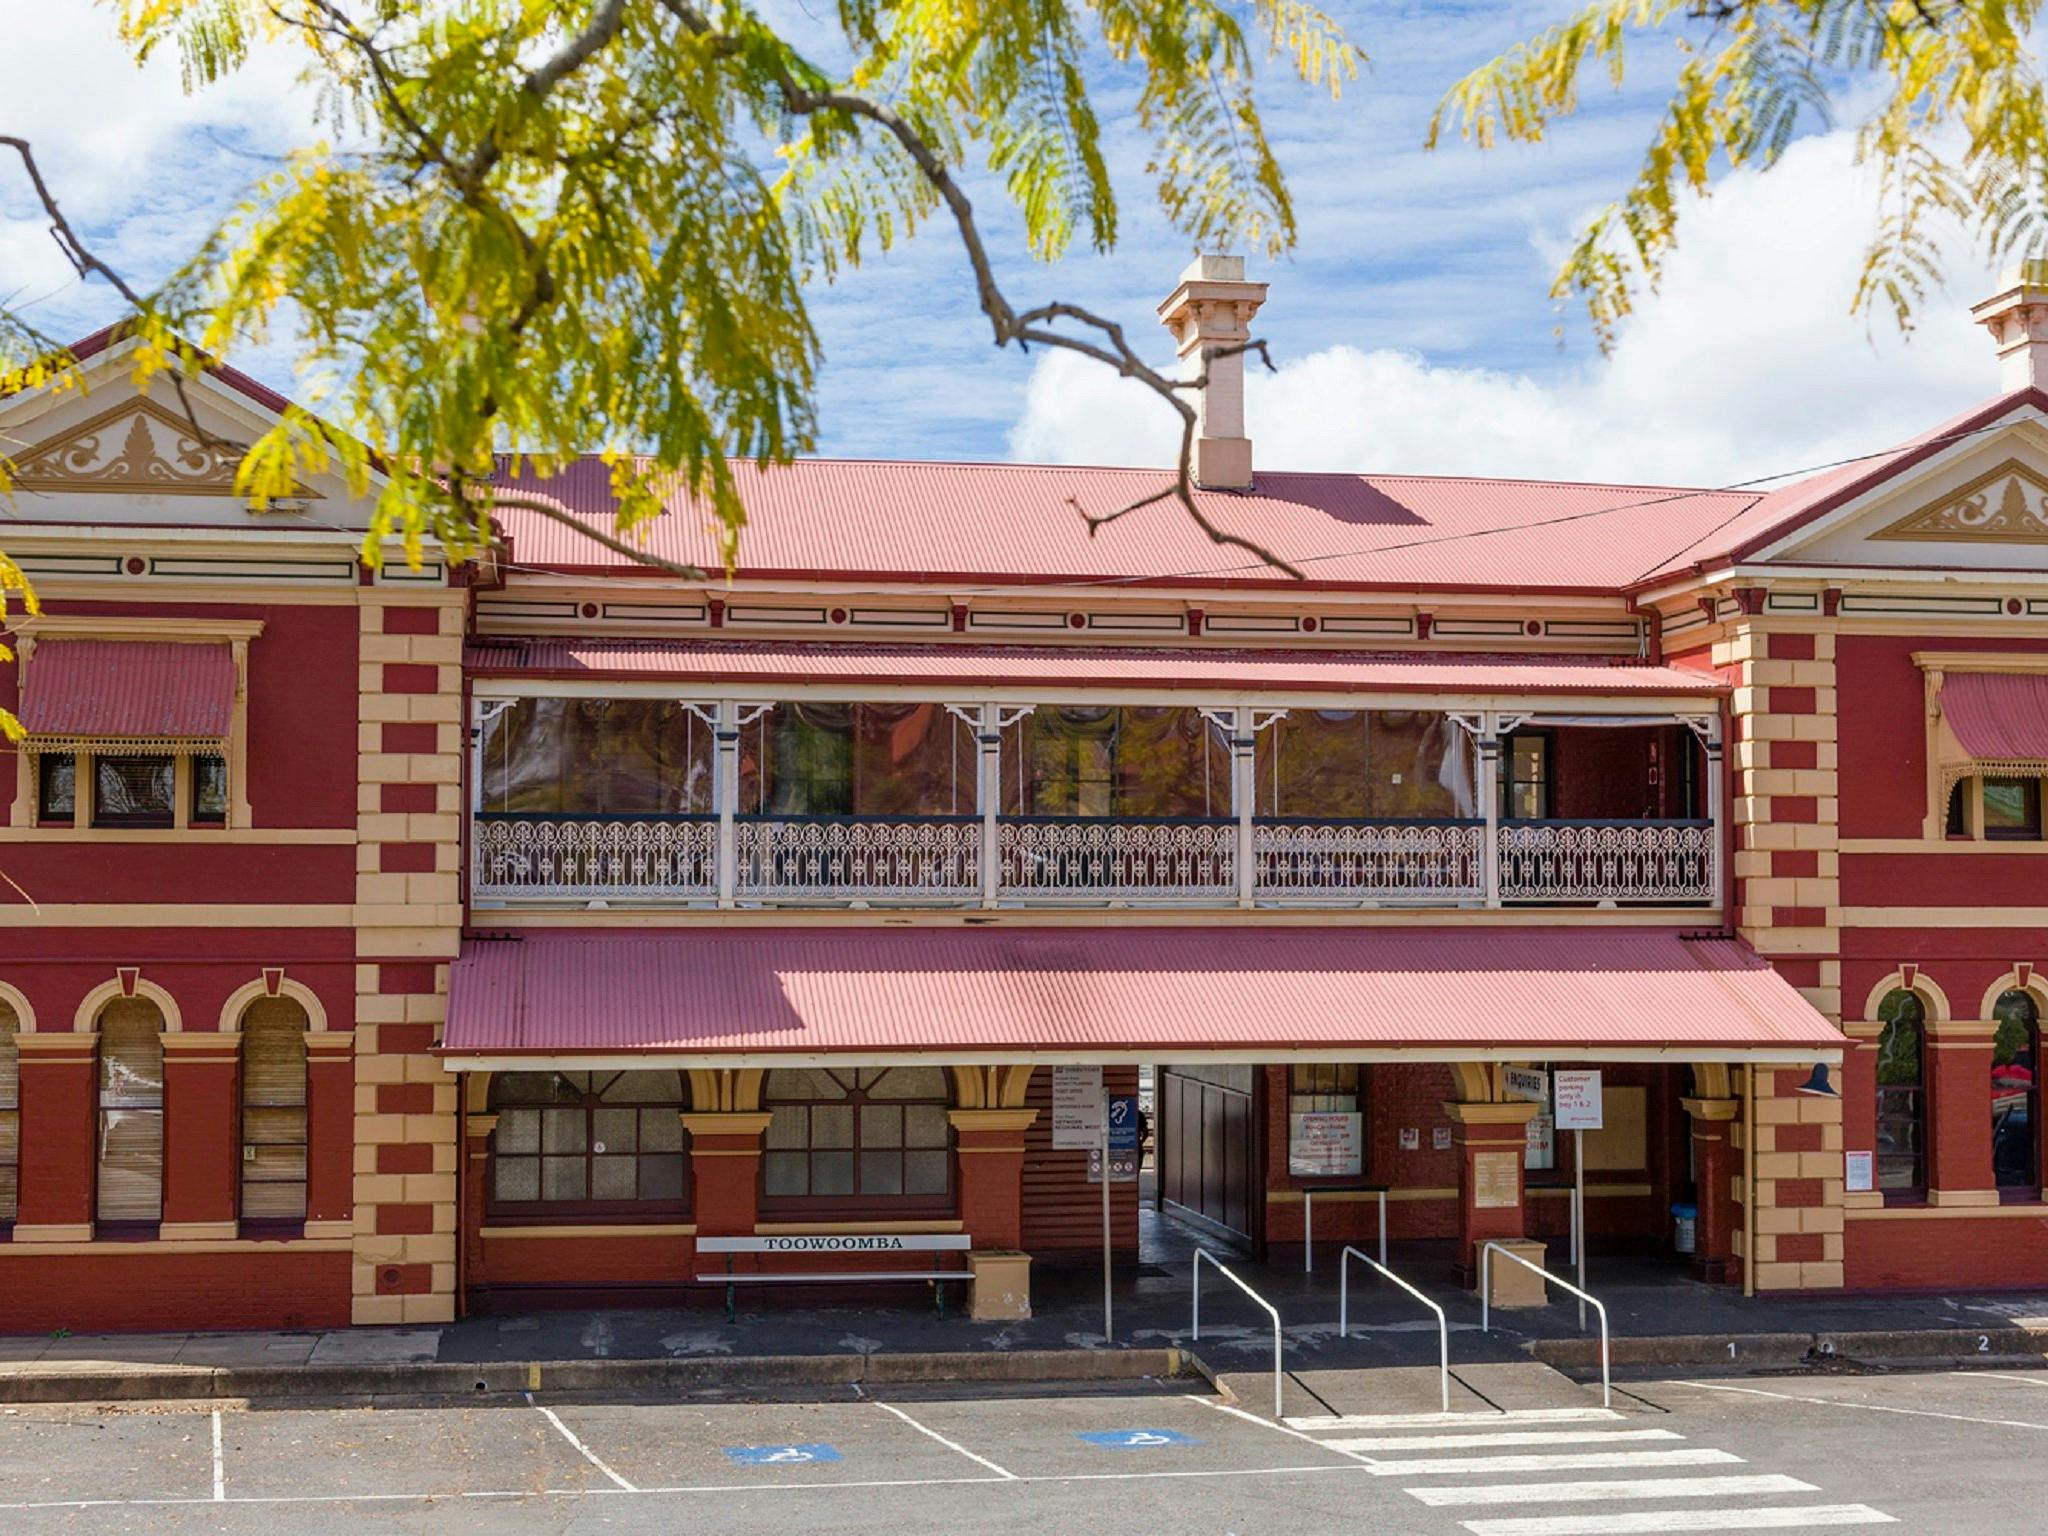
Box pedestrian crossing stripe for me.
[1459,1507,1895,1534]
[1327,1429,1683,1452]
[1408,1474,1819,1507]
[1367,1448,1745,1477]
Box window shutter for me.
[0,1002,17,1222]
[97,999,164,1224]
[240,998,308,1221]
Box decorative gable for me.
[1874,458,2048,543]
[5,395,316,500]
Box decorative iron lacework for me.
[998,816,1235,900]
[1254,819,1484,902]
[735,815,980,901]
[1940,758,2048,795]
[24,737,226,757]
[473,813,717,899]
[1496,820,1713,904]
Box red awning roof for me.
[20,639,236,742]
[442,926,1844,1064]
[1941,671,2048,761]
[464,638,1719,698]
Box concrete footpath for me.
[7,1245,2048,1404]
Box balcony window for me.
[1252,710,1477,818]
[92,755,175,829]
[1983,777,2043,840]
[1008,706,1229,817]
[739,703,975,816]
[1501,731,1552,819]
[36,753,75,823]
[481,698,713,814]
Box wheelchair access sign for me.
[723,1443,843,1466]
[1076,1428,1197,1449]
[1087,1094,1140,1183]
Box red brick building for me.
[3,261,2046,1331]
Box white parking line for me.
[1287,1409,1622,1430]
[1459,1506,1895,1535]
[869,1400,1018,1480]
[1329,1429,1683,1452]
[1368,1448,1743,1478]
[211,1409,225,1502]
[1408,1474,1818,1508]
[1676,1378,2048,1432]
[524,1392,639,1491]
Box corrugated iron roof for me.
[1941,671,2048,761]
[463,638,1719,696]
[490,456,1762,592]
[442,926,1845,1060]
[19,639,236,740]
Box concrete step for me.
[1453,1358,1616,1413]
[1290,1364,1495,1418]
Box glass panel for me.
[242,1179,307,1221]
[851,704,977,815]
[859,1151,904,1195]
[905,1150,951,1195]
[495,1157,540,1202]
[94,755,175,827]
[37,754,75,821]
[640,1154,686,1200]
[491,1072,575,1107]
[592,1107,638,1155]
[1993,991,2039,1188]
[860,1105,903,1149]
[591,1157,636,1201]
[1254,711,1370,818]
[1023,706,1227,817]
[542,1107,586,1154]
[763,1150,808,1196]
[640,1109,683,1152]
[1984,778,2043,839]
[1289,1063,1360,1114]
[811,1150,855,1196]
[542,1156,586,1201]
[192,755,229,823]
[0,1111,17,1161]
[766,1107,807,1149]
[242,1106,306,1146]
[604,1070,683,1103]
[496,1108,541,1155]
[766,703,854,815]
[905,1104,950,1148]
[812,1105,853,1149]
[766,1068,842,1102]
[481,698,715,814]
[867,1066,949,1101]
[0,1164,17,1222]
[97,1107,163,1222]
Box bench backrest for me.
[697,1233,972,1255]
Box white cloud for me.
[1009,131,2001,489]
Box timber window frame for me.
[1874,988,1929,1205]
[486,1070,692,1222]
[760,1066,955,1216]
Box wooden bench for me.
[695,1234,975,1321]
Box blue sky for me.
[0,3,2007,489]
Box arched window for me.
[1874,989,1928,1201]
[240,997,309,1223]
[488,1071,689,1218]
[97,997,166,1227]
[762,1067,953,1210]
[1993,990,2041,1195]
[0,999,18,1225]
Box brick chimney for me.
[1972,261,2048,391]
[1157,254,1268,490]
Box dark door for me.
[1157,1064,1258,1249]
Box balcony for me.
[470,698,1720,911]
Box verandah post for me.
[1233,705,1255,908]
[715,700,740,907]
[1480,720,1502,907]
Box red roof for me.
[490,456,1759,593]
[464,638,1718,697]
[442,926,1844,1061]
[19,639,236,740]
[1942,671,2048,761]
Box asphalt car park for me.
[6,1367,2048,1533]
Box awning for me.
[464,638,1721,700]
[1937,671,2048,789]
[19,639,236,752]
[442,926,1845,1069]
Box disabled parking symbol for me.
[1076,1428,1197,1449]
[724,1443,844,1466]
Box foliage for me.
[0,0,1357,591]
[1431,0,2048,347]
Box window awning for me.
[441,925,1845,1069]
[19,639,236,752]
[1936,670,2048,790]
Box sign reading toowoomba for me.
[696,1234,972,1254]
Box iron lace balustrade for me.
[734,814,981,902]
[1496,818,1715,904]
[997,815,1236,902]
[472,812,718,900]
[1253,817,1485,904]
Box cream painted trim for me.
[1841,838,2048,854]
[0,979,35,1033]
[72,974,181,1033]
[218,974,330,1034]
[752,1219,965,1235]
[1846,1201,2048,1220]
[480,1224,697,1240]
[0,904,356,927]
[1977,972,2048,1021]
[679,1111,773,1137]
[160,1221,240,1241]
[0,1238,353,1255]
[8,1224,93,1242]
[303,1219,353,1239]
[947,1109,1040,1133]
[16,615,268,641]
[1268,1186,1457,1204]
[1912,650,2048,675]
[1859,971,1954,1023]
[449,1044,1843,1072]
[1843,908,2048,927]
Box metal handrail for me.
[1302,1185,1386,1274]
[1191,1248,1284,1419]
[1479,1240,1610,1408]
[1339,1246,1449,1414]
